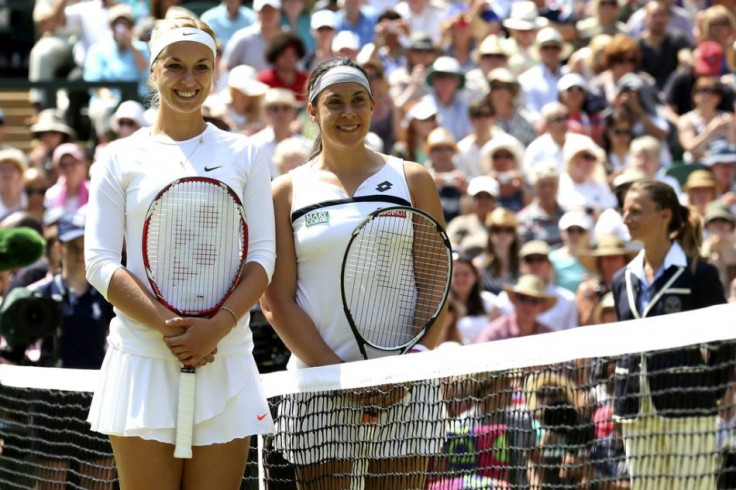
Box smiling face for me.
[151,41,215,117]
[308,82,375,150]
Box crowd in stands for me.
[2,0,736,486]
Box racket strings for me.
[145,180,246,316]
[343,211,451,349]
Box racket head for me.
[340,206,452,355]
[142,177,248,317]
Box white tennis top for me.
[288,155,413,369]
[85,123,276,358]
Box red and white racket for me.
[142,177,248,458]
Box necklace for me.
[178,124,206,167]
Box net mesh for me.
[0,304,735,489]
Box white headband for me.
[149,27,217,68]
[308,66,372,105]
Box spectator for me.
[557,72,605,145]
[335,0,377,47]
[495,240,579,331]
[557,136,617,215]
[702,141,736,214]
[425,127,467,223]
[501,1,549,76]
[589,34,646,106]
[392,99,438,164]
[473,207,521,295]
[451,256,498,345]
[371,10,408,77]
[395,0,445,44]
[388,31,438,109]
[665,41,736,123]
[701,201,736,291]
[519,27,571,120]
[601,111,634,177]
[625,0,696,45]
[280,0,314,55]
[222,0,284,72]
[475,274,557,342]
[439,12,478,72]
[361,57,397,153]
[303,9,337,71]
[45,143,90,220]
[249,88,308,179]
[678,76,735,162]
[457,99,508,178]
[517,162,566,248]
[23,168,48,225]
[83,4,150,142]
[683,169,718,219]
[637,1,692,91]
[487,67,538,147]
[446,175,499,258]
[272,136,310,176]
[464,35,509,102]
[523,101,589,175]
[567,33,611,82]
[479,135,530,212]
[0,149,30,222]
[420,56,472,142]
[575,235,638,325]
[109,100,147,140]
[593,167,646,242]
[257,31,308,102]
[28,109,76,175]
[331,30,360,59]
[549,210,594,294]
[628,135,682,196]
[207,64,269,135]
[200,0,257,46]
[696,5,735,75]
[574,0,626,50]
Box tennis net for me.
[0,303,735,489]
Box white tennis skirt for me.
[274,379,446,465]
[88,344,275,446]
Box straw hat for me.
[523,371,581,415]
[592,291,616,325]
[485,207,517,228]
[683,169,717,192]
[503,274,557,311]
[0,148,29,174]
[30,109,76,139]
[535,27,573,61]
[576,234,638,276]
[519,240,551,258]
[487,67,517,85]
[424,127,457,154]
[563,135,605,167]
[263,88,300,108]
[502,1,549,31]
[473,35,508,63]
[479,134,525,174]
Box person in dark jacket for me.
[612,179,734,490]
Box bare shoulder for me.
[271,173,293,199]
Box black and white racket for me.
[340,206,452,488]
[142,177,248,458]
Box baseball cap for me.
[57,208,86,243]
[519,240,551,258]
[559,210,593,231]
[52,143,85,168]
[557,72,586,92]
[332,31,360,52]
[694,41,723,77]
[311,9,336,30]
[228,65,269,97]
[407,32,435,51]
[467,176,499,198]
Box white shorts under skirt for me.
[274,379,446,465]
[87,344,275,446]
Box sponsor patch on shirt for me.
[305,211,330,227]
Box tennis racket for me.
[142,177,248,459]
[340,206,452,488]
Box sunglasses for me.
[540,44,562,52]
[696,87,721,95]
[430,146,455,153]
[546,115,568,124]
[579,153,598,162]
[492,152,515,160]
[471,111,494,119]
[25,187,47,196]
[565,226,587,235]
[489,225,515,234]
[599,0,618,6]
[565,86,585,93]
[522,255,548,264]
[611,57,636,65]
[515,294,545,306]
[480,53,507,60]
[267,105,295,113]
[117,119,138,128]
[611,128,632,136]
[490,82,515,91]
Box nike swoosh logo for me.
[182,32,197,36]
[257,413,267,421]
[204,166,222,172]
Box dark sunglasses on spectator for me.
[540,44,562,52]
[611,127,632,136]
[522,255,548,264]
[490,82,514,91]
[471,111,494,119]
[489,225,515,234]
[579,153,597,162]
[565,86,585,93]
[118,119,137,127]
[492,151,515,160]
[481,53,507,60]
[599,0,618,6]
[611,57,636,65]
[266,105,294,113]
[430,146,455,153]
[515,294,545,306]
[696,87,720,95]
[25,187,47,196]
[566,226,587,235]
[547,114,568,124]
[710,19,731,27]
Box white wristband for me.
[408,344,429,354]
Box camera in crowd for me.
[0,287,61,365]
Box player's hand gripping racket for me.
[340,206,452,487]
[142,177,248,459]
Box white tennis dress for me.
[275,156,445,464]
[85,123,276,445]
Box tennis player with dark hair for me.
[611,179,734,490]
[84,17,276,490]
[261,57,447,489]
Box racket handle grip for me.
[174,367,196,459]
